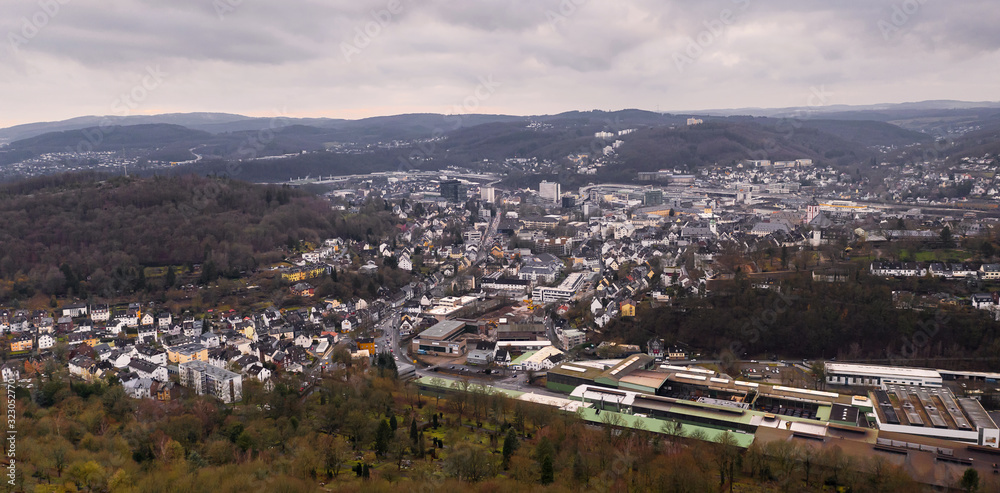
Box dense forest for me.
[604,273,1000,371]
[9,359,936,493]
[0,173,403,302]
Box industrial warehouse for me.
[545,357,1000,451]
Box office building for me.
[539,181,561,203]
[440,180,464,203]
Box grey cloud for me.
[1,0,999,127]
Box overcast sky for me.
[2,0,999,127]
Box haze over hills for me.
[2,101,998,183]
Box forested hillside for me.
[11,363,924,492]
[0,173,400,301]
[604,274,1000,374]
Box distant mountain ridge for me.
[4,100,999,143]
[1,102,995,183]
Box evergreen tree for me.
[410,418,418,446]
[389,414,398,432]
[375,420,392,457]
[502,427,518,470]
[540,454,554,484]
[165,265,176,288]
[536,436,555,484]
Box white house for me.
[200,332,221,348]
[1,363,19,382]
[294,333,313,348]
[127,360,169,382]
[89,304,110,322]
[137,325,158,342]
[37,334,55,350]
[972,293,996,310]
[106,350,132,369]
[122,377,154,399]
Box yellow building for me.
[620,299,636,318]
[168,343,209,364]
[282,265,326,282]
[356,337,376,353]
[10,336,32,352]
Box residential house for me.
[466,340,497,365]
[620,299,636,318]
[90,304,110,322]
[245,364,272,382]
[647,338,664,359]
[10,334,32,352]
[494,348,511,366]
[1,363,19,382]
[133,345,168,366]
[37,334,55,350]
[200,332,221,348]
[291,282,316,297]
[667,346,688,360]
[105,350,132,369]
[356,337,376,353]
[154,381,178,401]
[127,359,169,382]
[971,293,996,310]
[122,377,155,399]
[138,325,158,343]
[68,355,97,380]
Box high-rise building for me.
[480,186,496,203]
[179,360,242,403]
[439,180,464,203]
[539,180,561,203]
[644,190,663,206]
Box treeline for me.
[0,174,403,301]
[12,361,940,492]
[606,273,1000,365]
